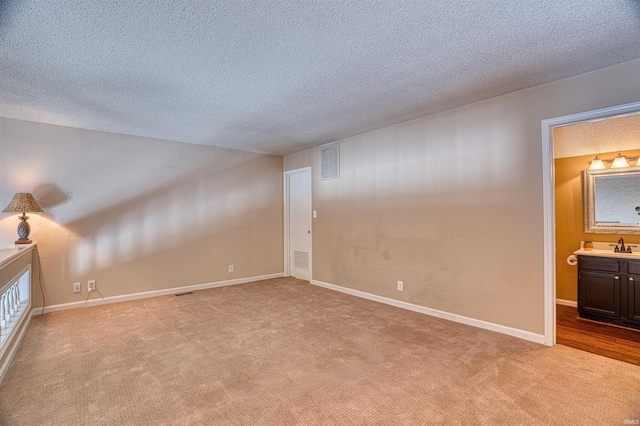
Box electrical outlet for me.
[73,282,81,293]
[88,280,96,292]
[228,265,234,273]
[397,280,404,291]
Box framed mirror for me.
[583,166,640,234]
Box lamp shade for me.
[2,193,44,213]
[611,153,629,169]
[589,156,606,170]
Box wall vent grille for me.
[294,251,309,269]
[321,144,340,179]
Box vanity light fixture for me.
[611,153,630,169]
[588,156,606,170]
[588,153,639,170]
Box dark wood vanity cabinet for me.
[629,274,640,322]
[577,256,640,330]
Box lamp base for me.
[16,215,31,244]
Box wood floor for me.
[556,304,640,366]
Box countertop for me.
[573,248,640,260]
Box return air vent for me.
[294,251,309,270]
[321,144,339,179]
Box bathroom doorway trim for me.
[541,100,640,346]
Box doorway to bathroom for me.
[542,102,640,365]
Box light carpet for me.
[0,277,638,425]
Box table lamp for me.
[2,193,44,244]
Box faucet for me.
[612,238,635,253]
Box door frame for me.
[283,167,313,280]
[541,100,640,346]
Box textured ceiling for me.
[1,1,640,155]
[554,112,640,159]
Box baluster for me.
[14,284,20,311]
[3,292,9,324]
[8,290,14,321]
[9,286,14,313]
[10,285,15,313]
[9,290,14,321]
[6,290,10,319]
[0,293,5,331]
[9,290,13,321]
[11,287,16,317]
[9,286,15,317]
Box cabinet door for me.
[628,274,640,322]
[578,271,621,318]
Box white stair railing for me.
[0,281,25,341]
[0,250,33,375]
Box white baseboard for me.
[310,279,546,345]
[31,273,284,315]
[0,312,33,384]
[556,298,578,307]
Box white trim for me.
[283,172,290,277]
[541,116,556,347]
[31,273,284,315]
[541,101,640,347]
[311,279,545,345]
[0,304,32,384]
[0,265,32,360]
[0,244,35,271]
[283,167,313,281]
[556,299,578,308]
[0,298,31,361]
[0,264,31,296]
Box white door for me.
[287,169,311,281]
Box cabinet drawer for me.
[628,261,640,275]
[578,256,620,273]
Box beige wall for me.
[285,58,640,335]
[554,149,640,302]
[0,118,284,307]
